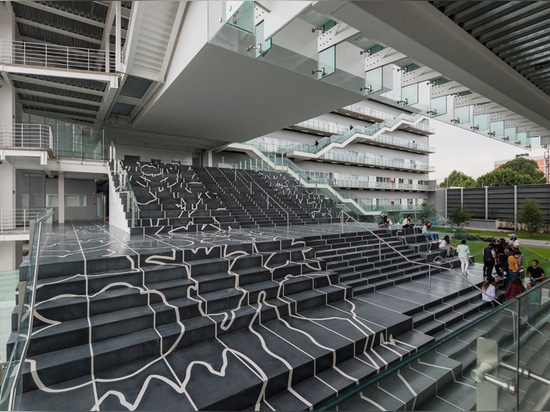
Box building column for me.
[58,172,65,224]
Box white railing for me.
[0,209,45,232]
[0,124,53,149]
[0,40,113,72]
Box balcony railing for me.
[0,209,45,233]
[0,124,53,150]
[0,40,114,72]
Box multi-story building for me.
[1,1,548,273]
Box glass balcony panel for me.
[505,127,517,141]
[316,46,336,79]
[401,83,419,106]
[255,21,272,58]
[227,1,255,34]
[454,105,470,124]
[430,96,447,116]
[365,67,383,93]
[491,121,504,136]
[474,113,489,130]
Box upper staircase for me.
[114,161,341,235]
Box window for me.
[46,194,87,207]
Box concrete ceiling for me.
[133,43,362,145]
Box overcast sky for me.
[428,119,546,184]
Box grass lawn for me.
[441,228,550,291]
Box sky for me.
[428,119,547,184]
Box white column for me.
[0,3,15,124]
[0,163,17,270]
[58,172,65,224]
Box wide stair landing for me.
[9,226,488,411]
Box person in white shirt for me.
[422,221,438,241]
[439,235,456,258]
[456,239,471,275]
[402,215,414,229]
[508,233,520,248]
[481,277,497,307]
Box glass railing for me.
[0,209,53,411]
[0,123,107,161]
[109,143,140,227]
[0,40,114,72]
[0,270,19,364]
[316,278,550,411]
[341,104,395,122]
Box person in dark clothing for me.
[494,238,506,278]
[483,243,496,279]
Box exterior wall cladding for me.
[446,184,550,224]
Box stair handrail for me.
[109,143,140,227]
[336,211,495,301]
[231,168,291,235]
[0,209,54,411]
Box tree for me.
[449,203,471,227]
[418,202,437,224]
[476,157,545,186]
[518,198,545,236]
[439,170,477,188]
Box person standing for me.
[526,259,545,304]
[507,250,522,287]
[508,233,520,249]
[456,239,471,275]
[482,243,496,279]
[494,238,507,278]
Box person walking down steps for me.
[456,239,471,276]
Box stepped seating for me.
[114,161,343,233]
[11,222,491,411]
[118,163,241,234]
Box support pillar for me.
[58,172,65,224]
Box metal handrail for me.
[0,39,114,72]
[234,168,291,235]
[0,124,53,149]
[0,209,46,232]
[337,211,492,299]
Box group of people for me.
[480,233,547,321]
[377,214,546,320]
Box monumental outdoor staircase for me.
[8,222,501,410]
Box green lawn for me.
[440,227,550,287]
